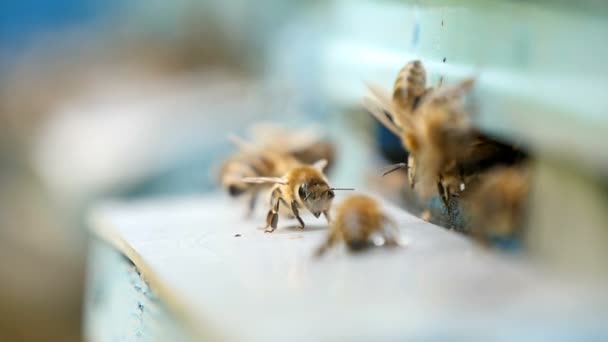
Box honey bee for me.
[219,135,302,216]
[218,122,337,216]
[242,159,352,233]
[406,79,476,200]
[248,122,337,173]
[464,166,530,242]
[365,59,526,228]
[315,194,400,256]
[410,81,528,225]
[365,69,475,221]
[368,60,432,189]
[392,60,431,118]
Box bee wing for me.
[241,176,287,185]
[363,83,414,136]
[425,78,475,104]
[227,133,260,152]
[362,96,402,137]
[312,159,328,171]
[250,122,323,152]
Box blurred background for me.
[1,0,608,341]
[1,1,342,340]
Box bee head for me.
[221,163,257,197]
[228,184,247,196]
[298,181,334,213]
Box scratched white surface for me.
[90,193,608,341]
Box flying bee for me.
[242,160,353,233]
[410,81,528,225]
[219,135,302,216]
[315,194,401,256]
[367,60,432,190]
[365,69,476,224]
[365,58,530,229]
[407,79,476,201]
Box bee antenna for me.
[329,188,355,191]
[381,163,408,177]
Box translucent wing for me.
[363,83,408,136]
[227,133,259,152]
[249,122,324,152]
[241,176,287,185]
[312,159,328,171]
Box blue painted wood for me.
[84,238,193,342]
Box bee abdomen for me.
[339,211,379,242]
[346,239,372,252]
[393,60,427,111]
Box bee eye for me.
[298,185,307,200]
[327,190,335,199]
[228,185,245,196]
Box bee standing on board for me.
[315,194,401,256]
[242,160,352,233]
[219,135,302,216]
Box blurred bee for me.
[391,60,431,121]
[218,123,337,216]
[409,81,527,225]
[465,166,530,243]
[315,194,401,256]
[370,60,432,189]
[365,70,475,221]
[248,122,337,173]
[242,160,352,233]
[219,135,302,216]
[365,59,526,228]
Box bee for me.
[243,160,352,233]
[315,194,400,256]
[406,79,476,200]
[370,60,432,189]
[464,166,530,243]
[219,135,302,216]
[410,82,527,223]
[247,122,337,173]
[366,70,475,222]
[392,59,431,118]
[365,59,527,229]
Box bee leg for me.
[264,197,280,233]
[322,210,331,224]
[245,191,259,218]
[264,210,278,233]
[382,216,400,247]
[458,165,466,193]
[407,156,416,189]
[290,201,305,229]
[315,229,340,257]
[437,179,455,229]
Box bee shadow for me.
[255,224,328,233]
[283,224,327,232]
